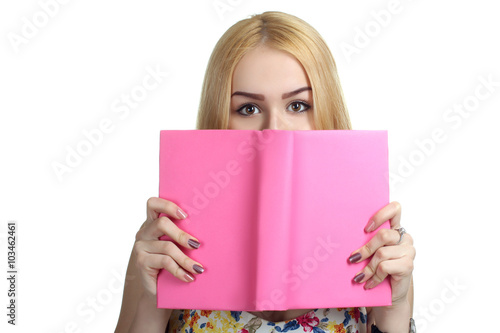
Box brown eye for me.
[245,105,256,114]
[291,103,301,111]
[237,104,261,116]
[287,101,310,113]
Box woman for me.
[115,11,416,333]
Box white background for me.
[1,0,499,332]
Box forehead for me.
[231,45,310,93]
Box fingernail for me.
[193,264,205,274]
[365,280,376,289]
[184,273,195,282]
[348,252,362,263]
[365,219,375,233]
[177,208,188,219]
[188,239,200,249]
[353,272,365,283]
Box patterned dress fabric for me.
[166,307,367,333]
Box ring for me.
[394,227,406,245]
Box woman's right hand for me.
[133,197,205,296]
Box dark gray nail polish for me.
[188,239,200,249]
[193,264,205,274]
[349,252,362,263]
[353,272,365,283]
[184,273,195,282]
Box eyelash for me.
[235,100,312,117]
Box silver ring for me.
[394,227,406,245]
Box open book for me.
[157,129,391,311]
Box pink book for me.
[157,129,391,311]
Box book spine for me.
[254,130,294,311]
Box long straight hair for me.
[195,11,352,130]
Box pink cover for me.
[157,129,391,311]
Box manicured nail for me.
[365,280,376,289]
[353,272,365,283]
[365,219,375,233]
[177,208,188,219]
[184,273,195,282]
[348,252,362,263]
[193,264,205,274]
[188,239,200,249]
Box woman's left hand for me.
[348,201,415,305]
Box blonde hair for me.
[195,11,352,130]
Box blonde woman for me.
[116,11,416,333]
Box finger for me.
[136,251,198,286]
[363,259,393,289]
[352,244,410,284]
[365,201,402,232]
[137,216,201,250]
[348,228,401,264]
[137,239,206,277]
[146,197,188,223]
[363,256,414,289]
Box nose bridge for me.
[265,106,293,130]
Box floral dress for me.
[167,307,367,333]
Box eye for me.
[287,101,310,113]
[236,104,261,117]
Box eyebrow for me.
[231,86,312,101]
